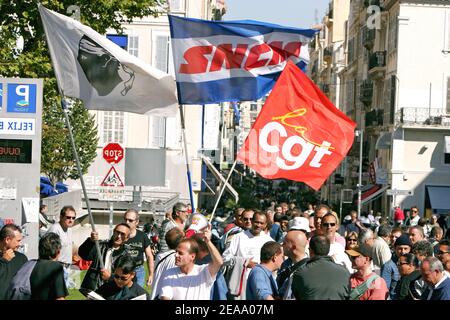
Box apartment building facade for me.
[313,0,450,217]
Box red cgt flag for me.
[237,61,356,190]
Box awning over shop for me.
[361,184,389,205]
[427,186,450,211]
[201,156,239,203]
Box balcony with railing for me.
[365,109,384,127]
[397,107,450,127]
[368,51,386,80]
[359,80,373,106]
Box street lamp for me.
[355,129,363,218]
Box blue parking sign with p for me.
[7,83,37,113]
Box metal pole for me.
[179,105,195,212]
[62,102,104,269]
[209,159,238,223]
[339,188,343,221]
[357,129,363,219]
[108,201,114,238]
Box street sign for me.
[101,166,124,187]
[386,189,413,196]
[103,143,124,164]
[98,187,126,201]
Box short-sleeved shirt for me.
[31,259,68,300]
[159,264,216,300]
[124,230,151,266]
[350,272,389,300]
[47,223,73,264]
[246,264,278,300]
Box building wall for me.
[397,4,450,111]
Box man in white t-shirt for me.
[47,205,76,287]
[158,226,223,300]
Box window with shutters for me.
[388,14,398,53]
[154,34,169,73]
[128,34,139,57]
[169,0,184,12]
[101,111,125,145]
[151,116,166,148]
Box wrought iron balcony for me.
[365,109,384,127]
[359,80,373,106]
[368,51,386,80]
[397,107,450,127]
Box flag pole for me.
[39,2,104,268]
[60,98,104,269]
[209,159,238,223]
[179,104,196,212]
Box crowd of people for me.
[1,201,449,300]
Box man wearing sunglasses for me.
[47,205,77,287]
[78,223,131,295]
[409,206,421,227]
[321,213,353,273]
[437,239,450,277]
[123,209,154,289]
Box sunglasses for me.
[113,231,128,238]
[347,239,357,242]
[65,216,76,220]
[124,218,136,223]
[397,262,409,266]
[114,274,131,281]
[437,251,449,256]
[322,223,336,227]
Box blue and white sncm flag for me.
[169,15,317,105]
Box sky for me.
[223,0,330,29]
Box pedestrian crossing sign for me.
[101,166,124,187]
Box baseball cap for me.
[288,217,311,233]
[345,245,372,258]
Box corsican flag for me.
[39,4,178,116]
[169,15,317,105]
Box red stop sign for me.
[103,143,124,164]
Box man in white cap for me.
[277,217,310,299]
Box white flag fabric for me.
[38,4,178,116]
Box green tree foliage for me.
[0,0,164,184]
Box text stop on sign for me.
[103,143,124,164]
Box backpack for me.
[6,259,38,300]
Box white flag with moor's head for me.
[38,4,178,116]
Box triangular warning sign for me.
[101,167,124,187]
